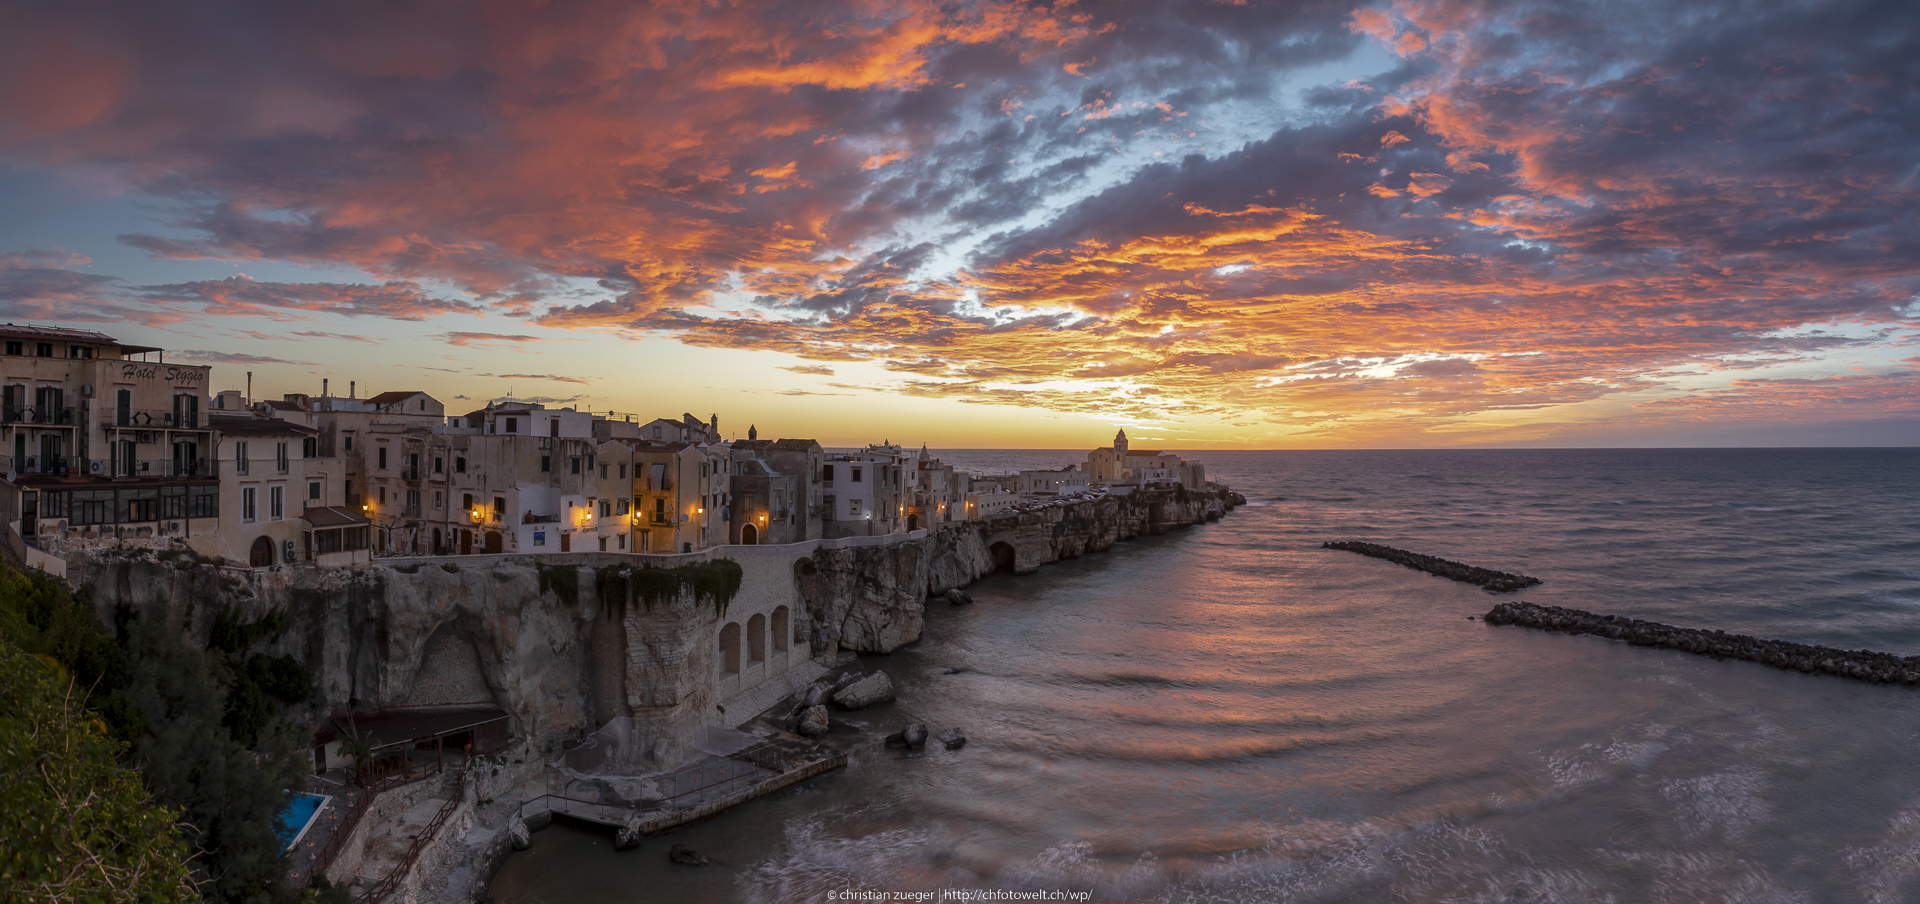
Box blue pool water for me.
[277,792,328,851]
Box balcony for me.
[3,406,76,426]
[522,513,559,524]
[108,458,215,478]
[399,466,422,480]
[650,514,673,525]
[104,408,209,430]
[19,455,70,475]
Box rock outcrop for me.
[832,672,895,709]
[1485,601,1920,685]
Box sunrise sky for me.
[1,0,1915,449]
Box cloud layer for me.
[2,0,1916,443]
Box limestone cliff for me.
[61,486,1238,748]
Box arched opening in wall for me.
[719,622,741,675]
[249,536,275,567]
[741,523,757,545]
[907,514,919,532]
[484,531,502,553]
[772,606,789,653]
[406,621,500,707]
[989,541,1016,574]
[432,528,442,554]
[747,613,766,663]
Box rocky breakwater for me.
[1325,541,1541,592]
[1485,601,1920,686]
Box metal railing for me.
[108,458,215,478]
[3,406,75,425]
[103,408,208,429]
[353,762,466,904]
[19,456,70,475]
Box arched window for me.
[747,613,766,663]
[719,622,741,675]
[772,606,790,653]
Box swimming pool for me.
[277,792,331,852]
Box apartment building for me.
[628,439,729,553]
[210,409,367,567]
[0,325,218,555]
[727,436,824,543]
[1019,465,1090,497]
[818,443,906,538]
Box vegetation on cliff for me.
[0,562,318,903]
[0,643,198,903]
[627,560,743,614]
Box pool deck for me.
[284,774,366,888]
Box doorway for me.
[741,523,757,545]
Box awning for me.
[301,505,370,528]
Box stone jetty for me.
[1324,541,1541,592]
[1485,601,1920,686]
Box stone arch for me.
[741,523,757,545]
[747,613,766,663]
[719,622,741,675]
[772,606,790,653]
[406,621,501,707]
[989,541,1016,574]
[249,535,274,567]
[907,514,919,532]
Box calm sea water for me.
[489,448,1920,903]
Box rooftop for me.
[209,414,317,436]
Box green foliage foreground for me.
[0,644,198,903]
[0,561,315,903]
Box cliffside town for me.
[1,324,1237,901]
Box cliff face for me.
[61,487,1238,746]
[805,486,1238,653]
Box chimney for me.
[246,371,253,406]
[323,378,329,397]
[350,380,356,399]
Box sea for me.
[487,448,1920,903]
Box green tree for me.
[118,613,310,904]
[0,642,197,903]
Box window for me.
[377,447,388,469]
[463,494,474,511]
[276,442,289,473]
[309,480,322,500]
[506,417,518,433]
[123,490,158,522]
[618,533,626,550]
[69,345,91,359]
[303,436,317,457]
[616,497,628,515]
[434,456,443,473]
[540,455,551,472]
[549,419,558,438]
[599,463,608,479]
[434,491,443,509]
[269,485,284,521]
[600,500,611,517]
[492,497,504,518]
[570,457,580,475]
[455,456,466,473]
[850,498,862,516]
[242,487,257,522]
[2,342,17,355]
[618,463,626,479]
[189,485,218,518]
[852,466,863,483]
[161,486,186,520]
[343,433,354,451]
[822,464,833,484]
[234,441,249,474]
[35,343,52,357]
[378,486,386,503]
[822,495,835,519]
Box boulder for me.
[615,815,645,851]
[508,816,532,851]
[945,589,974,606]
[901,723,928,750]
[938,728,967,751]
[801,683,832,707]
[669,844,710,866]
[795,705,830,738]
[832,672,895,710]
[831,671,866,693]
[884,730,908,748]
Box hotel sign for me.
[120,364,207,384]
